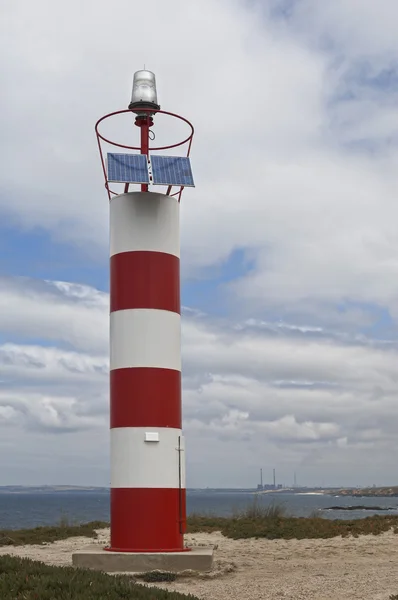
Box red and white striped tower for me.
[109,190,185,551]
[96,71,194,552]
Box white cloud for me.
[0,278,108,353]
[0,390,105,433]
[2,0,398,321]
[0,278,397,486]
[293,0,398,60]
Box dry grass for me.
[187,499,398,540]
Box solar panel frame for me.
[107,153,150,184]
[150,155,195,188]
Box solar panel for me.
[107,153,149,184]
[150,155,195,187]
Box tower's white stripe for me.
[110,308,181,371]
[110,192,180,258]
[111,427,186,489]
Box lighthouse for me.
[108,72,187,553]
[73,71,212,571]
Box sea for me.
[1,490,398,530]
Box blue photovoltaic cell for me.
[107,153,149,184]
[150,155,195,187]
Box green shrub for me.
[232,498,288,520]
[0,555,198,600]
[4,509,398,549]
[57,512,78,528]
[308,509,324,519]
[0,521,109,547]
[188,511,398,540]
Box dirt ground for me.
[1,528,398,600]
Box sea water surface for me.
[1,491,398,530]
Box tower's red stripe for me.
[110,488,186,552]
[110,367,181,429]
[110,251,180,313]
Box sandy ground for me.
[1,528,398,599]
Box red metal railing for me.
[95,108,194,202]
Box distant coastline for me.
[324,486,398,498]
[0,486,109,494]
[1,485,398,497]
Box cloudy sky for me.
[1,0,398,488]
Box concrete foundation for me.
[72,545,214,573]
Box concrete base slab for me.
[72,545,214,573]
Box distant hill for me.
[0,485,109,494]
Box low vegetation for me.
[187,499,398,540]
[0,555,197,600]
[232,499,288,519]
[1,500,398,550]
[1,504,398,598]
[0,521,108,547]
[187,512,398,539]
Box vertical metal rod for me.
[178,436,183,534]
[140,118,149,192]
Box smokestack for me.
[273,468,276,489]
